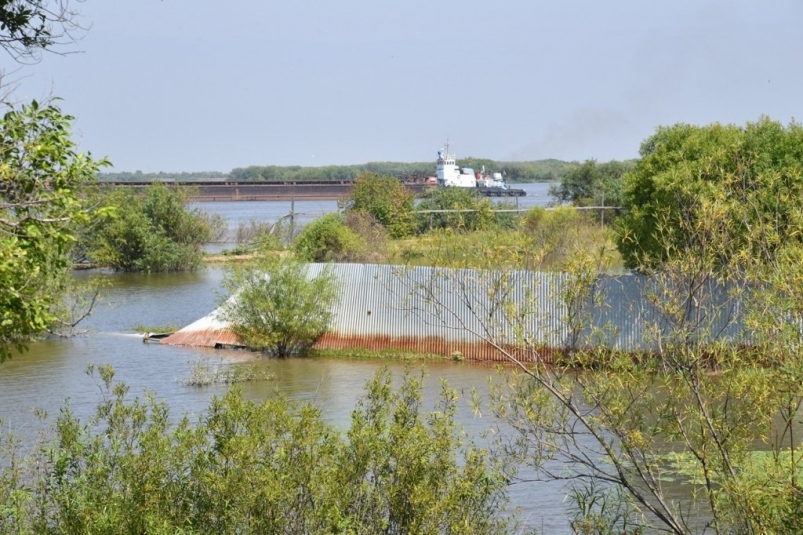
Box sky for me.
[8,0,803,172]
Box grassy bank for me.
[212,207,623,272]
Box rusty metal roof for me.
[161,263,750,362]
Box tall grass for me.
[388,207,622,271]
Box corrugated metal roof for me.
[161,263,752,362]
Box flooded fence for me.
[162,263,757,362]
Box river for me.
[194,182,557,242]
[0,264,573,532]
[0,184,663,533]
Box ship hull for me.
[477,186,526,197]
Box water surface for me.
[0,265,573,532]
[0,185,690,533]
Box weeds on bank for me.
[132,322,181,334]
[387,209,622,271]
[0,365,511,534]
[204,207,623,272]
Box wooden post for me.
[290,198,296,240]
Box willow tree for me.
[219,257,339,357]
[0,102,108,360]
[616,118,803,271]
[0,1,101,360]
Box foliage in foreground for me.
[396,117,803,533]
[0,101,109,362]
[82,182,223,272]
[0,365,512,534]
[219,256,339,357]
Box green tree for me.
[346,172,415,238]
[219,256,339,357]
[616,118,803,270]
[549,159,629,209]
[416,187,494,233]
[84,183,223,272]
[293,212,366,262]
[0,101,108,361]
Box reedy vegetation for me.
[0,365,512,534]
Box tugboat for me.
[435,144,526,197]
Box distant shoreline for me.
[99,182,405,201]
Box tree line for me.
[98,158,582,183]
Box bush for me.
[84,183,223,271]
[615,118,803,270]
[293,213,366,262]
[0,365,511,533]
[220,256,339,357]
[346,172,416,238]
[344,211,389,262]
[416,187,494,233]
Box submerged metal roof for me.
[161,263,750,362]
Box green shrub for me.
[84,183,223,272]
[220,256,339,357]
[293,213,366,262]
[416,187,494,233]
[346,172,416,238]
[0,365,512,533]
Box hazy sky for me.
[10,1,803,172]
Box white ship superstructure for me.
[436,144,476,188]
